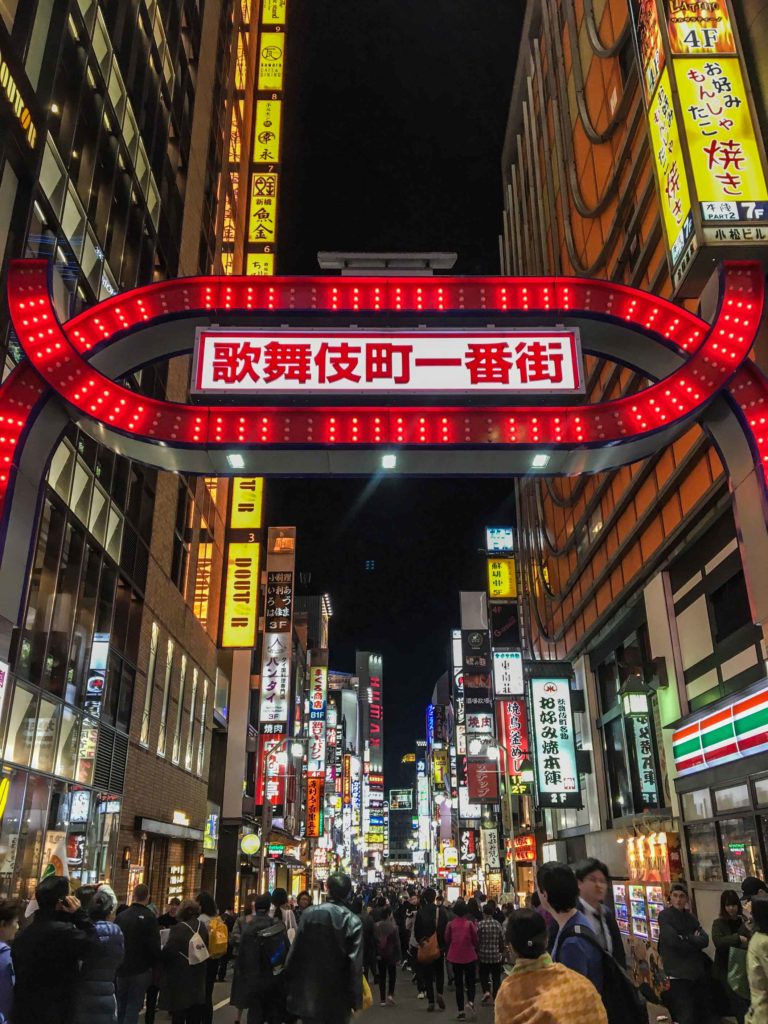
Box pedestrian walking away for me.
[476,901,505,1004]
[0,900,19,1024]
[444,898,479,1019]
[539,863,604,994]
[374,904,402,1006]
[283,872,363,1024]
[157,898,210,1024]
[414,887,449,1012]
[116,883,161,1024]
[229,894,288,1024]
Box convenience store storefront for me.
[672,681,768,930]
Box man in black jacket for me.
[11,873,97,1024]
[573,858,627,969]
[658,884,719,1024]
[116,883,161,1024]
[231,894,287,1024]
[284,873,363,1024]
[413,887,449,1011]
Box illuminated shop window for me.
[185,669,199,772]
[156,639,174,757]
[172,655,188,765]
[235,30,248,90]
[197,677,209,776]
[139,622,159,747]
[192,543,213,627]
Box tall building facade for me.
[502,0,768,927]
[0,0,240,903]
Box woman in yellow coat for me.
[495,909,608,1024]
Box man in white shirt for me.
[573,858,626,969]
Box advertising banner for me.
[487,557,517,599]
[256,734,286,806]
[258,632,291,724]
[221,477,263,648]
[305,774,324,838]
[635,0,665,103]
[489,603,520,648]
[496,698,531,782]
[492,650,524,697]
[307,665,328,775]
[480,825,500,870]
[530,677,581,808]
[460,828,478,864]
[665,0,734,55]
[466,760,499,803]
[648,67,695,266]
[485,526,514,553]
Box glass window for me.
[40,137,67,220]
[720,817,761,884]
[197,678,208,776]
[172,655,187,765]
[139,623,159,747]
[710,572,752,643]
[715,784,751,813]
[18,499,65,685]
[4,685,38,767]
[597,654,619,712]
[185,669,198,772]
[0,768,27,896]
[604,718,633,818]
[32,697,59,773]
[49,442,75,503]
[682,788,713,821]
[157,639,174,757]
[76,718,98,785]
[687,822,723,882]
[755,778,768,807]
[214,668,229,722]
[15,774,50,901]
[55,707,80,780]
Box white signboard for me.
[493,650,524,697]
[193,329,584,395]
[258,632,291,724]
[530,677,580,808]
[458,786,482,819]
[486,527,514,553]
[480,826,500,870]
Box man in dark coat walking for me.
[116,883,161,1024]
[230,894,287,1024]
[284,873,363,1024]
[11,873,97,1024]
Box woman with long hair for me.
[712,889,749,1023]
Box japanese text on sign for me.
[259,633,290,724]
[674,57,768,215]
[493,651,524,697]
[632,714,660,806]
[265,570,293,634]
[487,557,517,599]
[258,33,284,90]
[530,677,581,808]
[305,775,324,838]
[636,0,665,103]
[193,330,584,395]
[648,67,695,264]
[254,100,282,164]
[248,173,278,243]
[496,698,530,781]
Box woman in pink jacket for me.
[444,900,479,1020]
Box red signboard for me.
[496,698,530,775]
[256,734,286,806]
[343,754,352,806]
[305,774,324,838]
[506,834,537,863]
[467,760,499,802]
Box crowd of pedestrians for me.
[5,863,768,1022]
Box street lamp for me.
[258,735,310,894]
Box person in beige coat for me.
[747,894,768,1023]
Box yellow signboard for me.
[487,557,517,599]
[263,0,286,24]
[673,57,768,211]
[258,32,285,91]
[221,542,261,647]
[248,172,278,243]
[254,100,282,164]
[230,477,264,530]
[666,0,735,55]
[648,67,694,263]
[246,253,275,275]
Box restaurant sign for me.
[529,675,580,808]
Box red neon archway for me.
[0,259,765,524]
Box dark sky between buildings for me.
[272,1,524,785]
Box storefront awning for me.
[136,816,204,842]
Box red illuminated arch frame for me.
[0,258,767,624]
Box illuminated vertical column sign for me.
[220,477,264,648]
[631,0,768,295]
[247,0,287,274]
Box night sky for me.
[272,1,524,785]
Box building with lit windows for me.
[0,0,242,903]
[502,0,768,926]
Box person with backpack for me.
[373,905,401,1006]
[495,909,607,1024]
[573,858,626,968]
[658,884,720,1024]
[196,892,228,1024]
[230,894,289,1024]
[158,899,209,1024]
[477,901,505,1004]
[284,873,363,1024]
[269,889,297,943]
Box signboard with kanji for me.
[305,774,324,838]
[487,557,517,599]
[192,330,584,396]
[665,0,734,55]
[493,651,524,697]
[648,67,695,269]
[530,676,581,809]
[466,759,500,802]
[496,698,531,792]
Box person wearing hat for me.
[230,894,287,1024]
[284,873,363,1024]
[11,873,97,1024]
[74,887,125,1024]
[495,908,607,1024]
